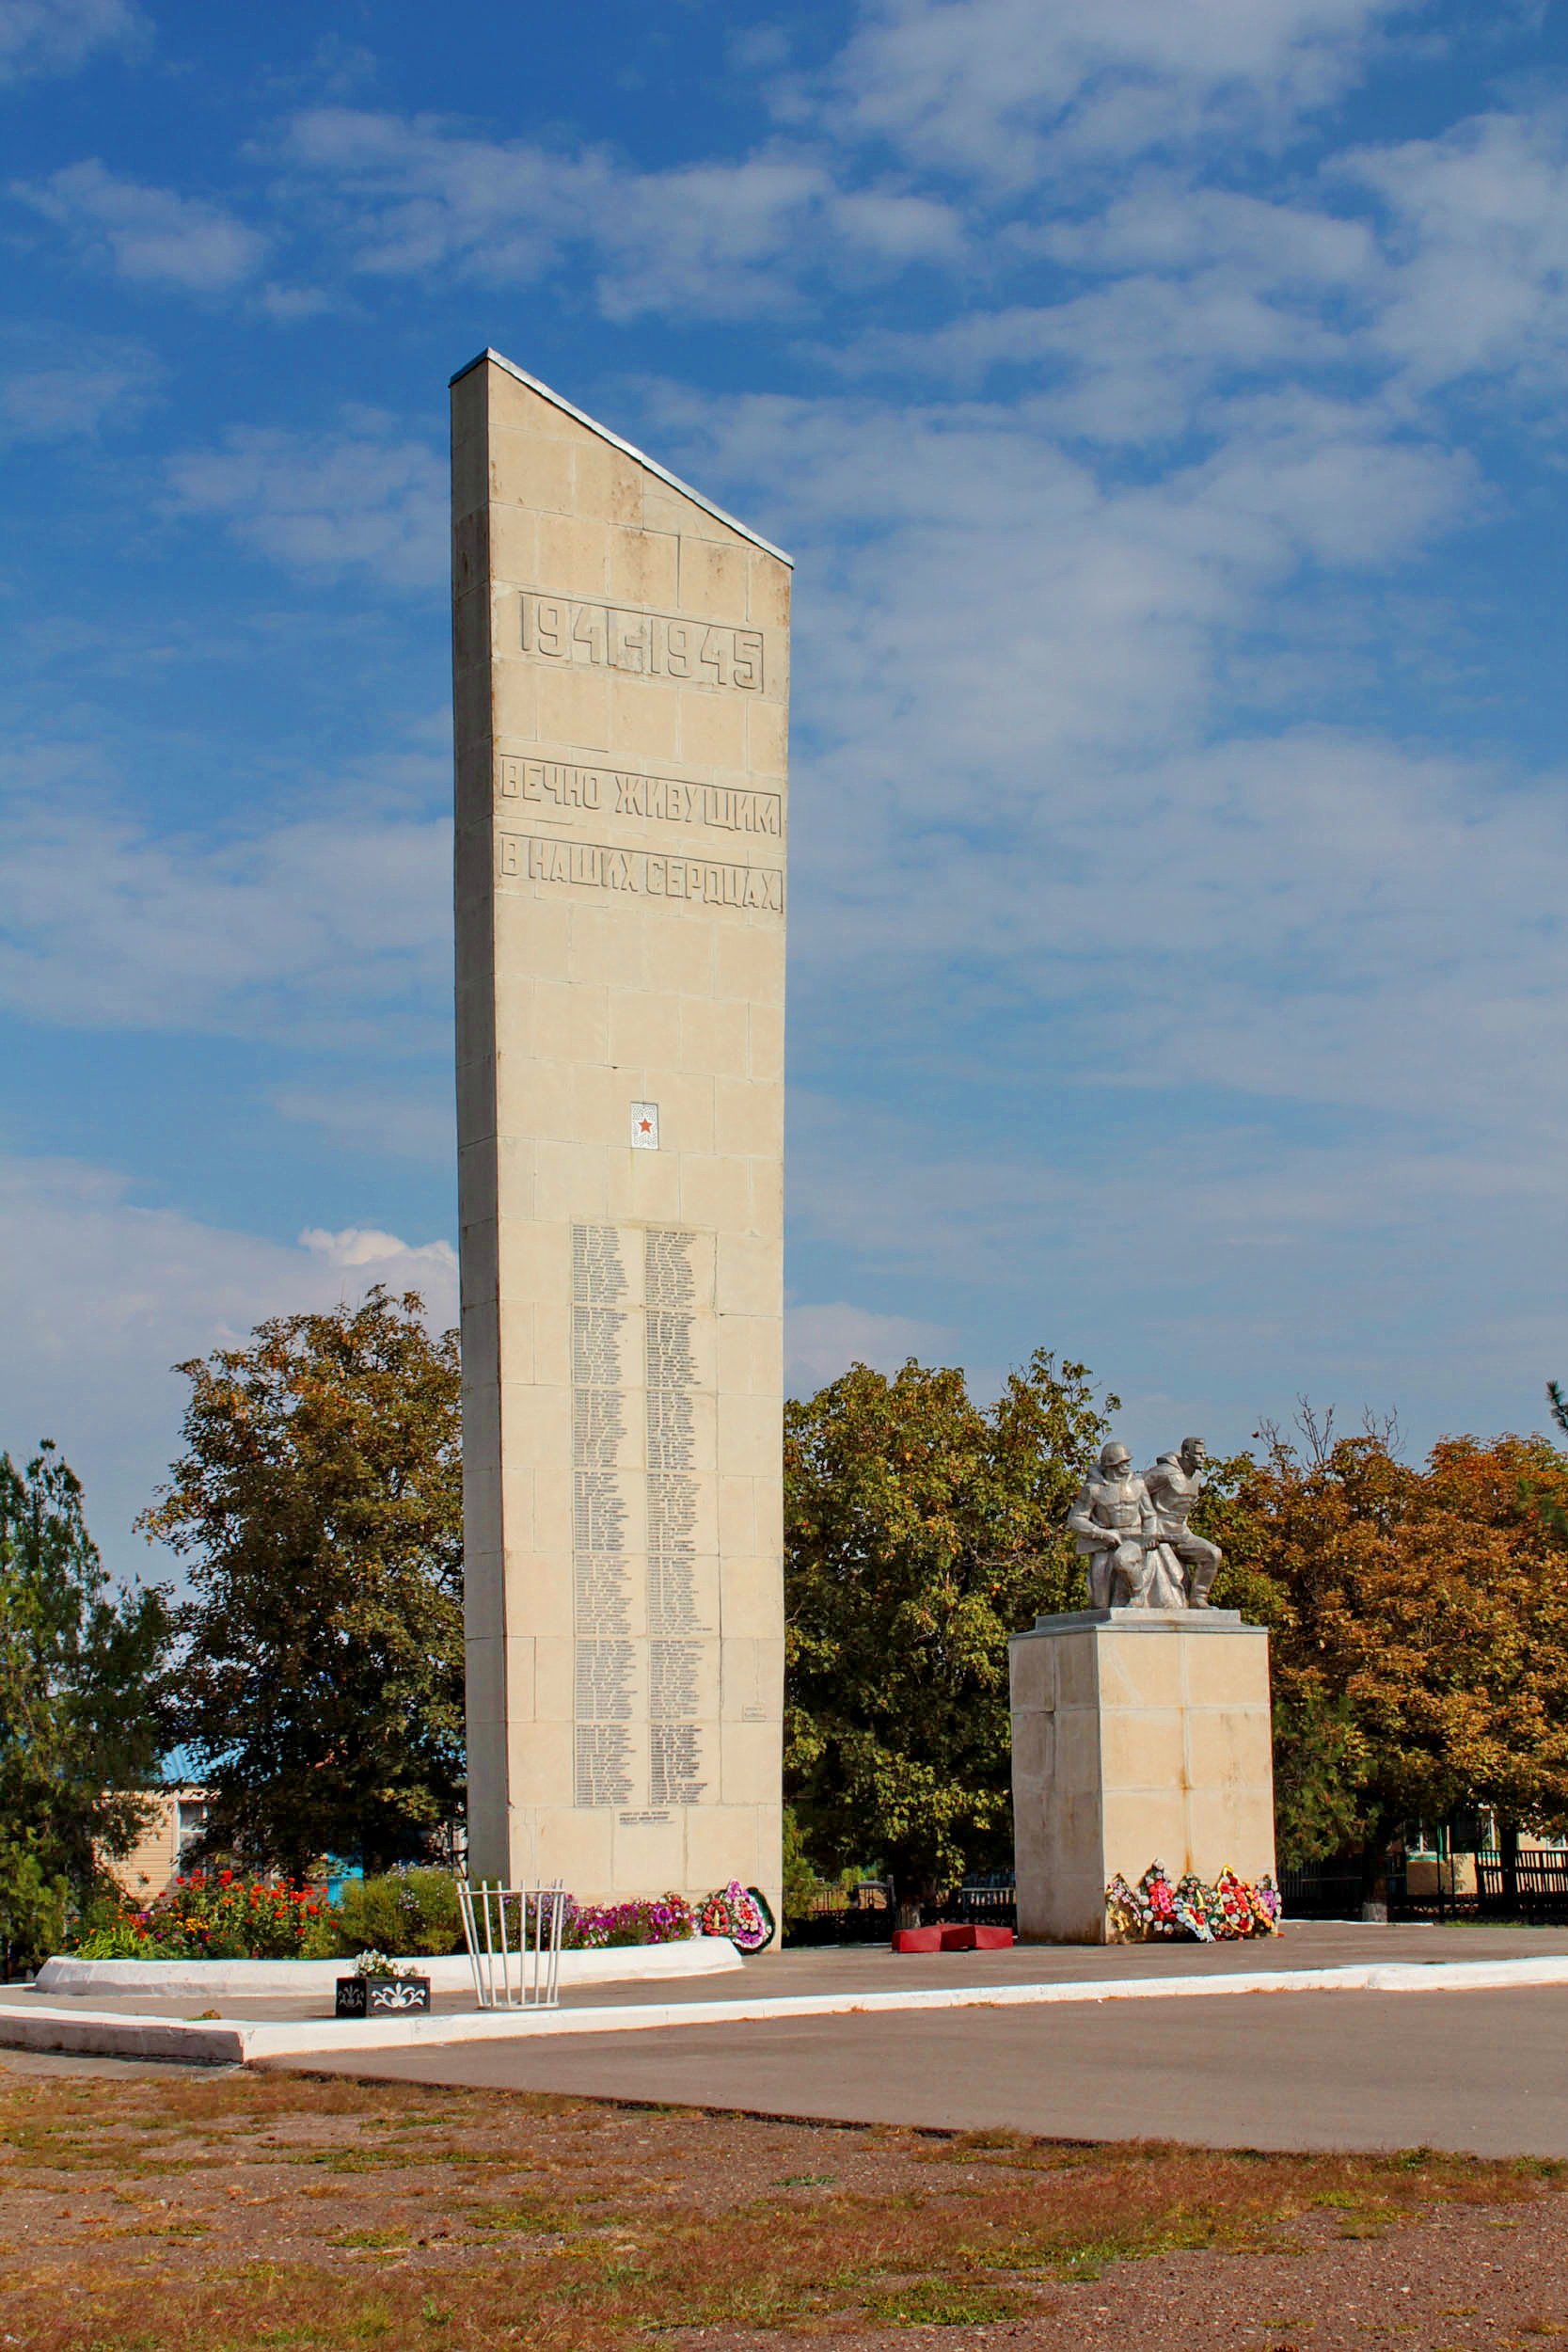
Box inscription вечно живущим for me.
[497,758,782,837]
[499,831,783,914]
[519,594,764,691]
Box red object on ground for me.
[892,1923,1016,1953]
[938,1923,1016,1951]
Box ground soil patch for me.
[4,2055,1567,2348]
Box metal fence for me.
[789,1851,1568,1940]
[784,1880,895,1946]
[1282,1850,1568,1925]
[1476,1851,1568,1924]
[784,1873,1018,1945]
[1277,1862,1368,1920]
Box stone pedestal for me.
[1009,1609,1275,1943]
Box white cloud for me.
[659,384,1474,804]
[13,159,266,290]
[275,1086,454,1165]
[784,1300,957,1396]
[0,1152,455,1581]
[816,0,1424,183]
[299,1224,455,1277]
[0,326,161,444]
[164,409,447,586]
[1338,108,1568,396]
[0,750,450,1044]
[269,107,963,320]
[644,374,1568,1300]
[784,1092,1567,1460]
[0,0,144,85]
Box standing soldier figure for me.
[1069,1441,1160,1609]
[1144,1436,1223,1609]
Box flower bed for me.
[1106,1859,1281,1943]
[559,1894,695,1947]
[74,1873,775,1963]
[76,1871,330,1961]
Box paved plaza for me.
[9,1925,1568,2155]
[243,1923,1568,2157]
[264,1979,1568,2157]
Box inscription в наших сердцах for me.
[499,831,783,914]
[518,593,765,691]
[497,757,782,837]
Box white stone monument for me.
[1009,1438,1275,1942]
[451,350,788,1920]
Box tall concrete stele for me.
[451,350,788,1919]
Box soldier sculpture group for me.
[1068,1436,1223,1612]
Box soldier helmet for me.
[1099,1441,1131,1471]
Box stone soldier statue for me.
[1144,1436,1223,1609]
[1069,1441,1160,1609]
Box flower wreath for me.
[1106,1858,1281,1943]
[698,1879,775,1951]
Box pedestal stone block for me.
[452,349,788,1919]
[1009,1609,1275,1944]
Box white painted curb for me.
[34,1939,742,1999]
[5,1953,1568,2069]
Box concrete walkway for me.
[227,1924,1568,2157]
[261,1965,1568,2158]
[10,1924,1568,2152]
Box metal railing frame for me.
[457,1880,566,2009]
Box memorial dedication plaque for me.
[451,351,787,1914]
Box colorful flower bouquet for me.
[698,1881,774,1951]
[1106,1859,1281,1943]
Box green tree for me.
[1208,1422,1568,1884]
[139,1288,464,1881]
[784,1349,1115,1907]
[0,1442,171,1972]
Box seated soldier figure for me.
[1143,1435,1223,1608]
[1068,1441,1160,1609]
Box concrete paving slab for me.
[261,1981,1568,2159]
[10,1927,1568,2078]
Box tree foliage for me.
[1201,1421,1568,1867]
[0,1442,171,1970]
[139,1288,464,1880]
[784,1350,1115,1902]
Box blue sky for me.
[4,0,1568,1578]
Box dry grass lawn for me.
[3,2057,1568,2349]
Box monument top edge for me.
[450,347,794,571]
[1016,1608,1263,1637]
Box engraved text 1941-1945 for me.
[519,592,764,690]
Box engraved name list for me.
[570,1222,717,1819]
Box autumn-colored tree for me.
[784,1350,1115,1906]
[0,1443,171,1971]
[139,1289,463,1881]
[1204,1422,1568,1884]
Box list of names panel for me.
[571,1221,718,1815]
